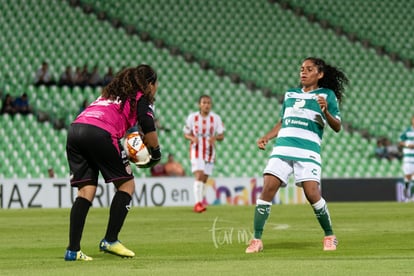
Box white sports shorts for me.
[191,158,214,175]
[403,162,414,176]
[263,157,321,187]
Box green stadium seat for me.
[0,0,408,179]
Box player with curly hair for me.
[64,64,161,261]
[246,57,348,253]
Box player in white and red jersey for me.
[184,95,225,213]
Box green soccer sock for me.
[253,200,272,239]
[312,198,334,236]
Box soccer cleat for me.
[245,239,263,253]
[99,239,135,258]
[193,202,206,213]
[323,235,338,251]
[64,250,93,261]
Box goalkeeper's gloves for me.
[137,145,161,168]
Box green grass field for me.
[1,202,413,275]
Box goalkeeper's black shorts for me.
[66,123,134,188]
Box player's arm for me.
[399,140,414,149]
[398,134,406,149]
[257,120,282,150]
[324,111,341,132]
[209,115,225,144]
[318,95,341,132]
[184,133,198,144]
[215,133,224,141]
[208,132,224,146]
[136,98,161,167]
[183,116,198,144]
[215,116,225,142]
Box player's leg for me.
[302,181,337,250]
[65,184,96,261]
[255,174,282,235]
[246,158,290,253]
[402,163,414,200]
[296,161,337,250]
[246,174,282,253]
[99,179,135,257]
[99,138,135,257]
[193,170,208,212]
[194,170,207,202]
[69,184,97,247]
[403,174,413,200]
[65,124,97,261]
[191,158,208,212]
[103,179,134,242]
[302,181,334,235]
[199,162,214,210]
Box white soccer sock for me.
[193,180,204,203]
[256,199,272,206]
[312,198,326,210]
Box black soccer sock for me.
[104,191,132,242]
[67,197,92,251]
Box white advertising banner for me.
[0,177,306,209]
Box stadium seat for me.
[0,0,408,179]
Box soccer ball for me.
[123,132,151,165]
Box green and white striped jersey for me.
[272,87,340,165]
[399,126,414,164]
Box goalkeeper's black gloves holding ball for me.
[137,145,161,168]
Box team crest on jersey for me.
[293,99,306,109]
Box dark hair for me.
[303,57,348,103]
[102,64,157,113]
[198,94,211,103]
